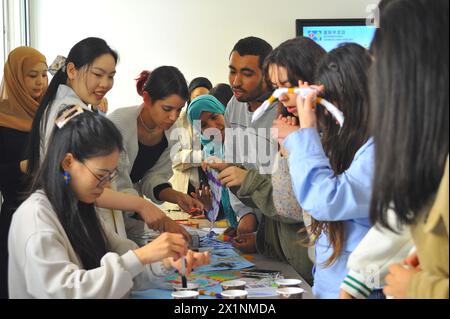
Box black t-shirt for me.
[129,135,170,200]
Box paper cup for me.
[221,280,246,291]
[171,290,199,299]
[221,290,248,299]
[276,287,304,299]
[275,278,302,288]
[173,283,200,291]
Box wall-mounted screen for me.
[296,19,377,52]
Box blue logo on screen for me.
[303,25,377,52]
[308,31,322,41]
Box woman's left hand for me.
[167,250,211,276]
[383,263,419,299]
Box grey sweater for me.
[224,96,278,220]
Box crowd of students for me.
[0,0,448,299]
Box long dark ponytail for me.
[30,110,123,269]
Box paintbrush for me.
[181,257,187,288]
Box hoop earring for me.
[63,171,71,185]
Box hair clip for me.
[48,55,67,76]
[55,104,84,129]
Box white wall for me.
[30,0,378,112]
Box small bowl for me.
[221,280,246,291]
[276,287,304,299]
[173,283,200,291]
[172,290,199,299]
[221,290,248,299]
[275,278,302,288]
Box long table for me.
[129,208,314,299]
[131,225,314,299]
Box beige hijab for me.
[0,46,47,132]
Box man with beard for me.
[220,37,278,249]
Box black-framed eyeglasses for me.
[80,162,119,188]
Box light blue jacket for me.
[284,128,374,299]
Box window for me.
[1,0,30,66]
